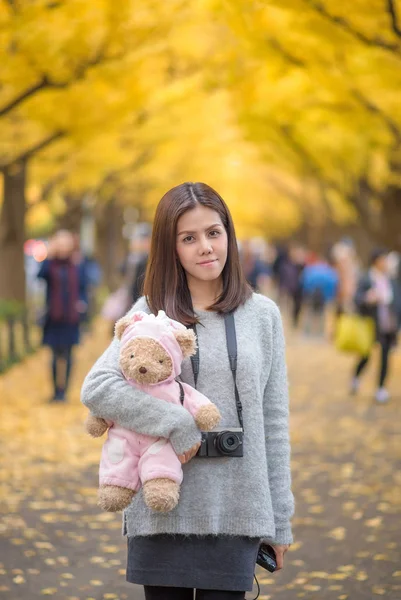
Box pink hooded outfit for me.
[99,311,211,492]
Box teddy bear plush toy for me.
[85,310,221,513]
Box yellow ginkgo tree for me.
[2,0,401,304]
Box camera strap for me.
[177,379,185,405]
[189,313,244,431]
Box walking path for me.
[1,317,400,600]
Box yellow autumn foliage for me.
[1,0,401,237]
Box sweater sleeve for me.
[80,299,202,456]
[263,303,294,545]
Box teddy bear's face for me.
[120,337,173,385]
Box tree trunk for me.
[0,161,27,303]
[379,189,401,252]
[349,178,401,251]
[95,199,127,290]
[55,194,83,232]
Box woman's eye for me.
[159,359,164,364]
[209,230,220,237]
[183,236,194,243]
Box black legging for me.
[51,345,73,394]
[355,333,393,388]
[291,289,303,328]
[144,586,245,600]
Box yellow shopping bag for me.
[335,314,375,356]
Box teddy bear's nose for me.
[139,367,147,374]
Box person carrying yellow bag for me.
[349,249,401,403]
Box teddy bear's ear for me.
[114,316,132,340]
[115,311,147,339]
[173,329,197,358]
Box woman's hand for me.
[271,543,290,571]
[178,442,201,464]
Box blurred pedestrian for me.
[102,224,151,336]
[241,238,271,293]
[302,255,339,337]
[280,243,306,328]
[271,244,288,305]
[351,248,401,403]
[332,240,360,315]
[38,230,90,402]
[119,223,152,305]
[82,182,294,598]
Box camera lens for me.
[215,431,241,455]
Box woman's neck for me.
[187,276,223,311]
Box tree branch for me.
[305,0,400,54]
[277,124,322,176]
[95,149,153,195]
[0,42,118,118]
[387,0,401,39]
[41,171,68,201]
[267,38,306,67]
[267,174,304,204]
[350,88,401,143]
[3,0,16,10]
[0,131,65,170]
[350,177,381,232]
[0,77,60,117]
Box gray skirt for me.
[126,534,260,591]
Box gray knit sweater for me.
[81,293,294,545]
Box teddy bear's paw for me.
[143,478,180,513]
[195,404,221,431]
[85,414,109,438]
[97,485,135,512]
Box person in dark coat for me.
[280,244,306,328]
[38,230,90,402]
[351,248,401,403]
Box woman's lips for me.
[198,259,217,266]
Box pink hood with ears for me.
[120,311,187,381]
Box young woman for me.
[38,230,89,402]
[351,248,401,403]
[81,183,294,600]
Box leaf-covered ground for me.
[1,318,400,600]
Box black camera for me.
[196,428,244,458]
[256,544,277,573]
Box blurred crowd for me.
[239,237,401,403]
[36,226,401,405]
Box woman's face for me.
[176,205,228,284]
[55,232,75,259]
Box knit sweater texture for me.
[81,293,294,545]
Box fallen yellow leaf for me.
[327,527,346,541]
[365,517,383,528]
[372,587,386,595]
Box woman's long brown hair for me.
[143,182,252,324]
